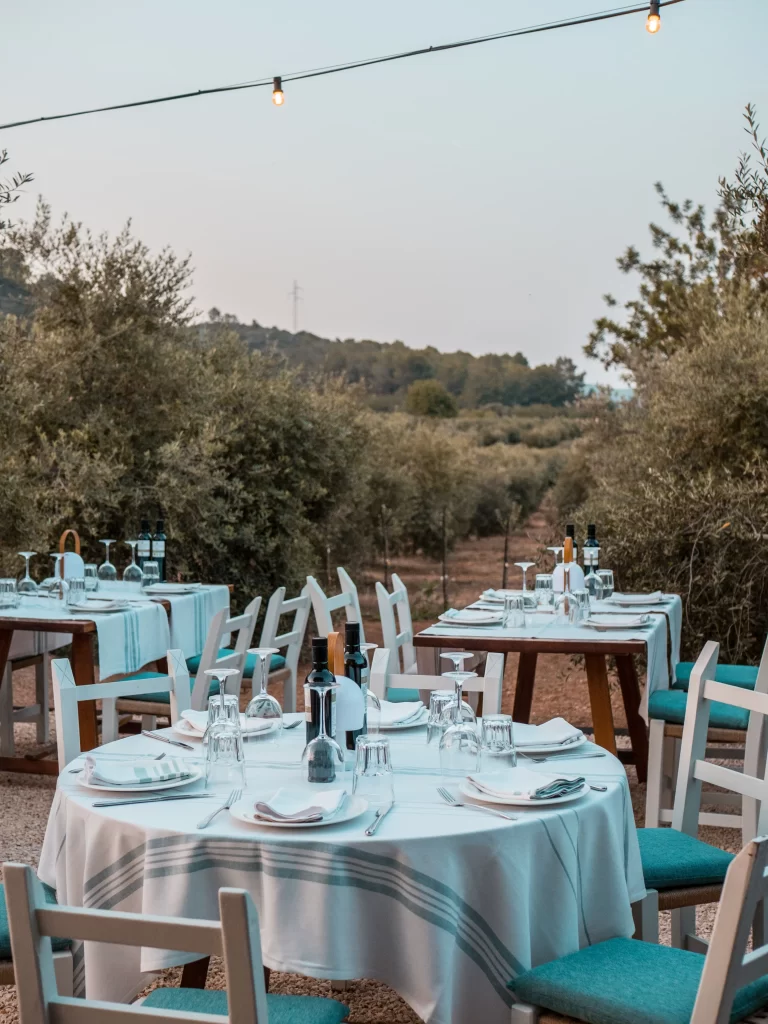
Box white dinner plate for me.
[77,767,203,794]
[145,584,203,594]
[229,794,368,829]
[515,736,587,756]
[583,615,651,631]
[607,593,665,606]
[438,610,504,626]
[459,778,587,807]
[377,709,429,730]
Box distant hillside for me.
[203,309,584,410]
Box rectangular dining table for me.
[414,618,657,783]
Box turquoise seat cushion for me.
[637,827,733,890]
[510,936,768,1024]
[119,671,212,705]
[0,883,70,959]
[186,649,286,678]
[674,662,758,692]
[647,689,749,731]
[143,986,349,1023]
[386,687,422,702]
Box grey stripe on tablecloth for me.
[81,834,522,1001]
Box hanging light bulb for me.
[646,2,661,33]
[272,76,284,106]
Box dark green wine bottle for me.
[344,622,367,752]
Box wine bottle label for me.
[152,541,166,557]
[304,684,312,722]
[137,540,151,558]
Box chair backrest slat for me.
[190,597,260,710]
[376,574,415,673]
[3,863,269,1024]
[306,569,365,645]
[258,586,310,712]
[52,652,190,769]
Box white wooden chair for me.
[0,878,72,999]
[634,640,768,950]
[369,646,504,715]
[52,652,190,769]
[3,862,349,1024]
[256,586,311,713]
[0,630,70,756]
[645,635,768,830]
[307,569,365,644]
[108,597,260,735]
[510,835,768,1024]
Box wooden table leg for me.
[512,652,538,723]
[181,956,210,988]
[615,654,649,783]
[0,630,14,754]
[71,632,98,751]
[584,654,617,756]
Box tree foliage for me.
[404,379,458,418]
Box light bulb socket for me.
[649,1,660,14]
[273,76,282,92]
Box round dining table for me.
[38,715,645,1024]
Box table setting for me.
[39,681,644,1024]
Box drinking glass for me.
[439,672,480,775]
[48,554,69,602]
[0,579,20,609]
[245,647,283,733]
[98,540,117,582]
[83,564,99,592]
[534,573,554,607]
[352,735,394,806]
[141,560,160,590]
[204,667,241,744]
[569,589,591,625]
[204,718,245,789]
[439,652,477,723]
[123,541,143,586]
[514,561,536,591]
[503,594,525,628]
[427,689,455,744]
[597,570,615,599]
[66,578,87,608]
[17,552,38,599]
[302,678,344,784]
[480,714,517,769]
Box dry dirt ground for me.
[0,513,736,1022]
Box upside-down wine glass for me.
[547,546,563,569]
[302,676,343,784]
[245,647,283,733]
[123,541,143,586]
[98,540,117,582]
[203,667,241,743]
[360,642,382,727]
[514,561,536,591]
[17,552,38,599]
[48,553,69,603]
[439,652,477,724]
[438,670,480,775]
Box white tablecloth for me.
[424,594,684,721]
[38,720,645,1024]
[0,599,170,680]
[99,583,231,659]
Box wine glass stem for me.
[522,569,527,591]
[260,655,269,697]
[318,688,327,740]
[454,682,463,725]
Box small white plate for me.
[229,794,368,829]
[608,593,665,606]
[77,767,203,794]
[71,601,129,614]
[378,709,429,731]
[438,610,504,626]
[459,779,587,806]
[583,615,651,631]
[515,736,587,756]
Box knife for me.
[365,801,394,836]
[141,730,194,751]
[92,792,211,808]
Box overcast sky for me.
[3,0,767,384]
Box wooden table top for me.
[413,630,647,656]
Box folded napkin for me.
[180,709,272,735]
[481,590,537,609]
[468,767,585,802]
[377,700,425,727]
[84,756,194,787]
[609,592,663,605]
[254,787,346,821]
[512,717,583,749]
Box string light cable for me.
[0,1,685,131]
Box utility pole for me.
[288,280,303,333]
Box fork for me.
[437,786,517,821]
[196,787,241,829]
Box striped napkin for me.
[254,788,346,822]
[84,756,195,787]
[468,767,585,801]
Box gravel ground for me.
[0,522,740,1021]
